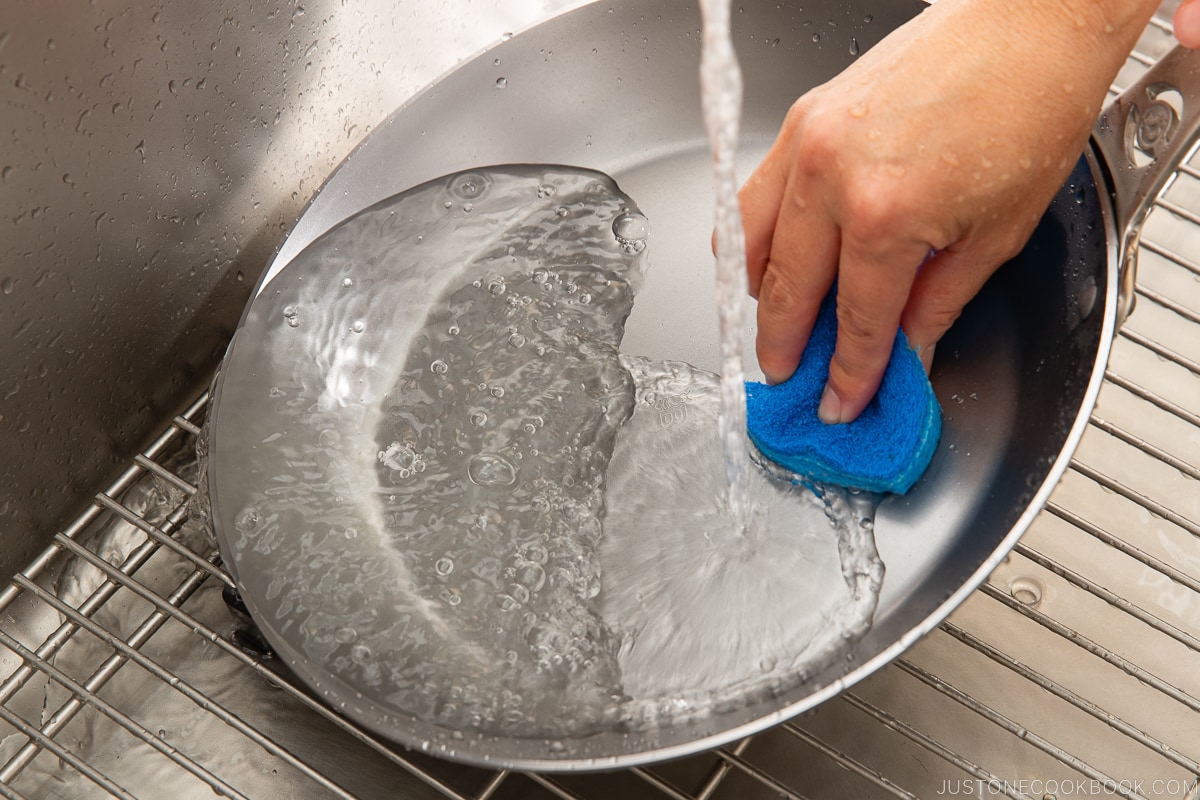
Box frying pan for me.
[206,0,1200,771]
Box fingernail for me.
[817,384,842,425]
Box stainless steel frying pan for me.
[207,0,1200,771]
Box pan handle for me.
[1093,45,1200,326]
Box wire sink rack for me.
[0,13,1198,800]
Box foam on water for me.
[208,164,885,742]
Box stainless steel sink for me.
[1,2,1198,798]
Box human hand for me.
[740,0,1158,424]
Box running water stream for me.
[698,0,752,533]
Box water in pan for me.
[209,165,884,742]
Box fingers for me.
[819,234,929,424]
[753,215,840,383]
[1176,0,1200,49]
[754,175,841,385]
[899,247,1000,352]
[739,148,791,298]
[740,102,809,298]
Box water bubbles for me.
[430,359,449,375]
[268,386,287,398]
[350,644,372,663]
[523,544,548,564]
[341,277,354,288]
[234,507,260,532]
[463,202,474,213]
[470,411,489,427]
[335,627,358,644]
[378,442,427,477]
[451,172,491,200]
[536,184,556,199]
[490,386,505,398]
[282,305,300,328]
[555,206,570,218]
[532,268,549,284]
[811,32,821,43]
[488,277,507,295]
[351,320,365,333]
[448,324,461,335]
[515,563,546,593]
[466,452,518,487]
[435,557,455,576]
[495,77,508,89]
[507,332,527,348]
[612,211,650,254]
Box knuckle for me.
[833,301,892,373]
[758,266,810,320]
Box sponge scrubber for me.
[745,293,942,494]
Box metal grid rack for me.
[1,16,1199,800]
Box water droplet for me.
[282,305,300,328]
[490,386,504,398]
[448,324,460,335]
[493,57,501,66]
[335,627,358,644]
[435,557,455,576]
[612,211,650,253]
[341,277,354,288]
[555,206,570,218]
[467,453,517,487]
[488,277,507,295]
[0,277,12,295]
[536,184,556,199]
[811,32,821,43]
[532,268,549,284]
[350,644,371,663]
[507,332,527,348]
[463,202,474,213]
[430,359,449,375]
[849,37,860,55]
[351,320,365,333]
[495,77,507,89]
[234,508,260,531]
[471,411,488,427]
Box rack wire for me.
[1,15,1198,800]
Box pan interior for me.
[210,0,1114,770]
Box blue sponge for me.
[745,293,942,494]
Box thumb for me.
[1177,0,1200,49]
